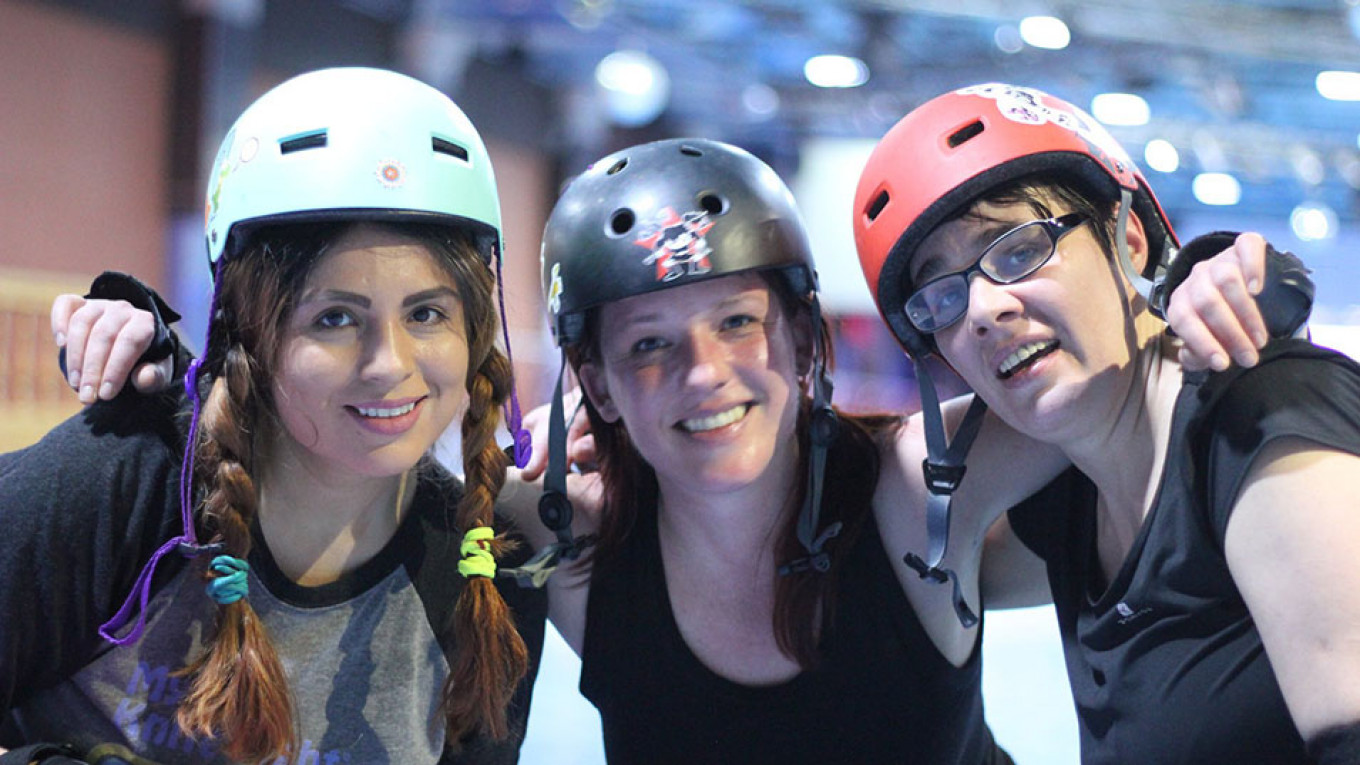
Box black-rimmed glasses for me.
[904,212,1087,333]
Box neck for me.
[1063,329,1182,543]
[256,438,414,585]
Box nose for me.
[362,319,416,384]
[681,328,733,391]
[965,272,1023,337]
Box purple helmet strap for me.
[494,243,532,468]
[100,264,227,645]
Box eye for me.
[720,313,759,331]
[315,309,356,329]
[410,305,451,325]
[630,335,671,354]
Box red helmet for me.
[853,83,1178,356]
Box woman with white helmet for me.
[854,83,1359,764]
[0,68,546,764]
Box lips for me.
[997,340,1059,379]
[678,403,751,433]
[354,401,417,418]
[346,397,425,435]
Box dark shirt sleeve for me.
[0,392,186,714]
[1198,341,1360,544]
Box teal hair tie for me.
[205,555,250,605]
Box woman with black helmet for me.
[854,83,1360,764]
[58,133,1279,762]
[1,68,546,764]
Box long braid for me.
[441,339,529,743]
[175,345,295,762]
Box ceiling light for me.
[993,25,1024,54]
[1290,203,1338,242]
[595,50,670,127]
[1192,172,1241,206]
[742,83,780,119]
[1143,139,1179,173]
[1316,70,1360,101]
[804,55,868,88]
[1091,93,1150,126]
[1019,16,1070,50]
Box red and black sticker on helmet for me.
[958,84,1137,187]
[634,206,715,282]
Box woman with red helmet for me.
[854,83,1360,764]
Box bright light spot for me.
[804,55,868,88]
[1019,16,1071,50]
[1316,70,1360,101]
[1091,93,1150,126]
[1144,139,1180,173]
[595,50,670,126]
[1192,172,1241,206]
[742,83,780,117]
[994,25,1024,54]
[1291,203,1338,241]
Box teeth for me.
[998,341,1056,378]
[356,402,416,418]
[681,404,749,433]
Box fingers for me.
[1166,237,1271,371]
[132,356,174,394]
[61,300,158,404]
[50,293,85,348]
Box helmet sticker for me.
[633,206,715,282]
[547,262,564,315]
[958,83,1136,178]
[376,159,406,189]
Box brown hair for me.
[174,221,526,761]
[568,270,895,668]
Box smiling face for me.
[268,224,470,480]
[915,193,1149,441]
[577,271,809,495]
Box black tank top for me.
[580,489,1009,764]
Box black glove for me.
[1163,231,1314,340]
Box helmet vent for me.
[865,189,890,222]
[607,208,636,237]
[431,136,470,162]
[678,144,703,157]
[697,192,727,216]
[279,130,328,154]
[606,159,628,175]
[947,120,985,149]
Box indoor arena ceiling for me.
[386,0,1360,230]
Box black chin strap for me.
[500,352,596,588]
[903,357,987,628]
[778,293,843,576]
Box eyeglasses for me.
[903,212,1087,334]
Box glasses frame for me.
[903,212,1087,334]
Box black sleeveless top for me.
[1008,341,1360,764]
[579,483,1008,764]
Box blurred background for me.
[3,0,1359,762]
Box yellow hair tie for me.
[458,526,497,579]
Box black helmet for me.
[541,138,819,347]
[510,138,840,586]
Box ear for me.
[576,361,621,423]
[1120,203,1151,276]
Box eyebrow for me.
[299,285,460,308]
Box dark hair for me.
[568,270,896,667]
[175,221,526,761]
[950,172,1122,268]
